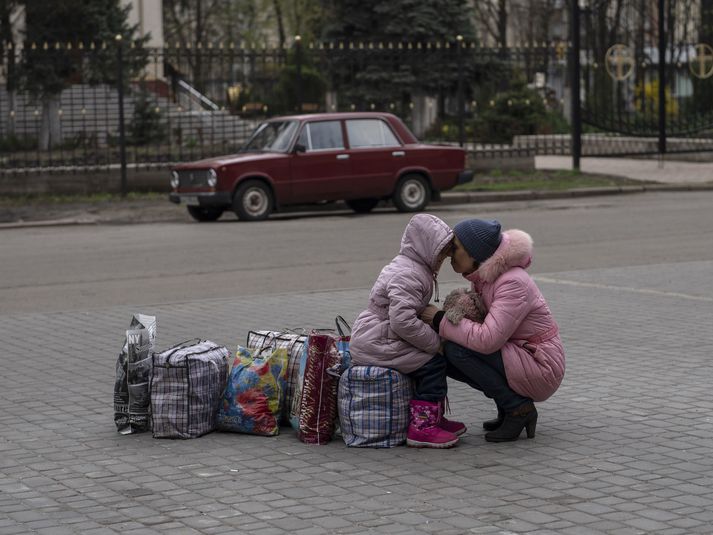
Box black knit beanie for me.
[453,219,502,263]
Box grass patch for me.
[455,169,654,192]
[0,191,167,206]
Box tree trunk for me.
[273,0,286,49]
[39,94,62,151]
[1,1,16,136]
[497,0,508,50]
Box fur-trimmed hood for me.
[466,229,533,284]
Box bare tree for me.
[272,0,286,48]
[471,0,509,48]
[0,0,20,135]
[164,0,223,93]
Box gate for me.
[573,0,713,158]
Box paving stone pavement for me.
[1,261,712,534]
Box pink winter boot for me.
[438,399,467,436]
[406,400,459,448]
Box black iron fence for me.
[1,27,712,191]
[0,39,570,188]
[570,0,713,164]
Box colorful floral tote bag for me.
[216,345,288,436]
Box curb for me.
[0,216,100,230]
[437,182,713,205]
[2,182,712,230]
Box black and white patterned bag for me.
[114,314,157,435]
[150,339,229,439]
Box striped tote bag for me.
[338,366,414,448]
[150,340,230,439]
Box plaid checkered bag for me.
[246,330,307,425]
[338,366,414,448]
[150,339,229,439]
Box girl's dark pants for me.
[408,354,448,402]
[443,341,531,411]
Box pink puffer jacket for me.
[439,230,565,401]
[350,214,453,374]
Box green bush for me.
[422,119,475,142]
[268,64,327,115]
[0,134,38,151]
[474,85,569,144]
[129,92,168,145]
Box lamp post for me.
[294,35,302,113]
[570,0,582,170]
[116,34,128,197]
[657,0,666,156]
[456,35,465,147]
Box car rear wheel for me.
[393,174,430,212]
[346,198,379,213]
[187,206,224,222]
[233,180,273,221]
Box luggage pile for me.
[113,314,412,447]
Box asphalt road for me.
[2,190,712,315]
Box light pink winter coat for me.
[350,214,454,374]
[439,230,565,401]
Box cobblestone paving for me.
[1,261,712,534]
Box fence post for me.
[570,0,582,170]
[295,35,303,113]
[116,34,128,197]
[657,0,666,156]
[456,35,465,147]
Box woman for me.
[420,218,565,442]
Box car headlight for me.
[207,168,218,187]
[170,171,179,189]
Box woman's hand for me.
[419,304,441,324]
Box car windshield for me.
[241,120,299,153]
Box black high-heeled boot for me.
[482,407,504,431]
[484,402,537,442]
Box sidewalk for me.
[1,262,712,534]
[536,156,713,184]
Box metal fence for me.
[1,31,712,190]
[0,40,570,186]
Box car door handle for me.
[336,154,350,160]
[392,151,405,157]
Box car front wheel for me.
[346,198,379,213]
[233,180,273,221]
[393,174,430,212]
[187,206,224,222]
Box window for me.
[296,121,344,151]
[346,119,401,148]
[242,120,299,152]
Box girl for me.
[421,218,565,442]
[350,214,465,448]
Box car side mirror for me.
[293,143,306,154]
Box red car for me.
[169,112,473,221]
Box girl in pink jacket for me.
[350,214,465,449]
[421,219,565,442]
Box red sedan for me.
[169,112,473,221]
